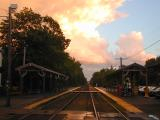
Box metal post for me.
[6,4,17,107]
[6,7,12,107]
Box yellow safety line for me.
[24,87,80,109]
[95,87,143,113]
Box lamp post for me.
[6,4,17,107]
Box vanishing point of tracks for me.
[12,86,130,120]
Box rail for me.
[90,92,100,120]
[98,93,129,120]
[48,93,80,120]
[18,86,129,120]
[19,93,80,120]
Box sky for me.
[0,0,160,80]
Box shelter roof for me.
[15,63,66,77]
[117,63,145,72]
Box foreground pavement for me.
[0,93,56,120]
[122,96,160,120]
[0,87,79,120]
[102,87,160,120]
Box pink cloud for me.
[67,36,113,64]
[0,0,126,64]
[1,1,157,81]
[115,31,155,64]
[0,0,130,80]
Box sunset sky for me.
[1,0,160,80]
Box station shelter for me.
[15,63,68,94]
[120,63,146,96]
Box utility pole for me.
[6,4,18,107]
[115,57,127,69]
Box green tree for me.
[145,56,160,85]
[0,7,86,88]
[90,68,116,87]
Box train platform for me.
[96,87,160,120]
[120,95,160,119]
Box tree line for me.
[0,8,87,92]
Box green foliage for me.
[145,56,160,67]
[0,7,87,88]
[90,68,116,87]
[145,56,160,85]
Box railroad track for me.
[92,92,129,120]
[90,92,100,120]
[63,87,129,120]
[18,92,80,120]
[9,86,143,120]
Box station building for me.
[105,63,146,95]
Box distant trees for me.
[90,68,116,87]
[145,56,160,85]
[0,7,87,89]
[145,56,160,66]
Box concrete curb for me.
[24,87,80,109]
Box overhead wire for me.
[126,39,160,59]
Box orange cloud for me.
[51,0,126,64]
[2,1,156,80]
[115,31,155,64]
[0,0,126,64]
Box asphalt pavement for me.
[106,88,160,120]
[122,96,160,119]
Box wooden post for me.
[38,71,46,93]
[144,70,149,97]
[42,77,45,93]
[49,74,53,91]
[19,71,27,94]
[20,76,23,93]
